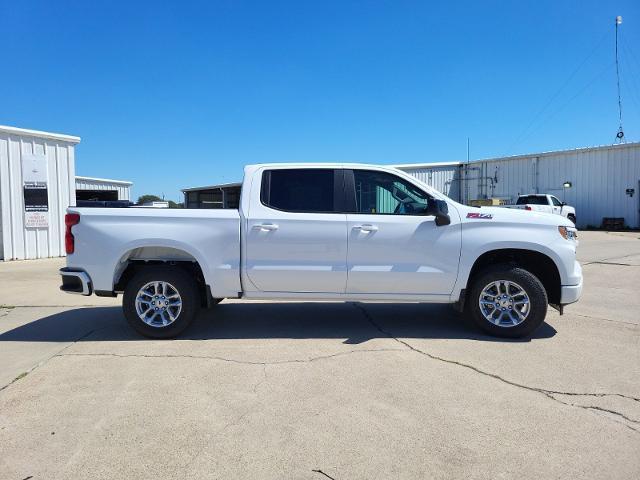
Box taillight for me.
[65,213,80,254]
[524,205,532,211]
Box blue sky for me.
[2,0,639,201]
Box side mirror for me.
[561,202,567,206]
[427,199,451,226]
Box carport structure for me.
[75,176,132,202]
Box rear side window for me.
[261,169,336,213]
[516,195,546,205]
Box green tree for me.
[136,194,162,205]
[168,200,184,209]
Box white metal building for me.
[1,125,133,261]
[396,142,640,229]
[393,161,462,202]
[0,125,79,261]
[75,176,132,201]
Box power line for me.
[619,42,640,120]
[505,27,611,155]
[620,32,640,77]
[513,61,615,147]
[621,74,640,121]
[619,32,640,112]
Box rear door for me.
[244,168,348,293]
[344,169,461,296]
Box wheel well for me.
[468,249,561,305]
[114,247,211,307]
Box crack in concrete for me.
[350,302,640,433]
[253,364,268,395]
[312,469,338,480]
[583,252,640,266]
[584,261,636,267]
[566,403,640,426]
[55,348,405,366]
[0,326,106,393]
[568,312,638,327]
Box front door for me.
[345,169,461,296]
[550,195,563,215]
[244,168,348,293]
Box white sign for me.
[22,154,49,215]
[25,211,49,228]
[22,154,48,184]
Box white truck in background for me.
[60,164,582,339]
[502,194,576,224]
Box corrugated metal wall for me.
[464,144,640,228]
[400,143,640,228]
[0,131,78,260]
[396,165,462,202]
[75,177,131,200]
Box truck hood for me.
[457,205,574,227]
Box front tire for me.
[123,266,200,338]
[468,265,548,338]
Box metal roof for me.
[391,141,640,170]
[0,125,81,144]
[182,182,242,192]
[393,161,462,169]
[472,140,640,164]
[75,175,133,186]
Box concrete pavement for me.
[0,231,638,479]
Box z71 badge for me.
[466,212,493,219]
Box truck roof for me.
[245,162,391,169]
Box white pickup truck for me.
[502,194,576,224]
[60,164,582,339]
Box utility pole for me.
[615,15,625,143]
[465,137,470,204]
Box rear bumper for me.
[560,278,582,305]
[59,268,92,296]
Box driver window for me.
[550,196,562,207]
[353,170,430,215]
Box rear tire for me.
[467,265,548,338]
[123,266,200,339]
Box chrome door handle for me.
[253,223,279,231]
[353,224,378,232]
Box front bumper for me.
[59,268,92,296]
[560,278,583,305]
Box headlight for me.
[558,226,578,240]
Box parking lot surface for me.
[1,231,639,479]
